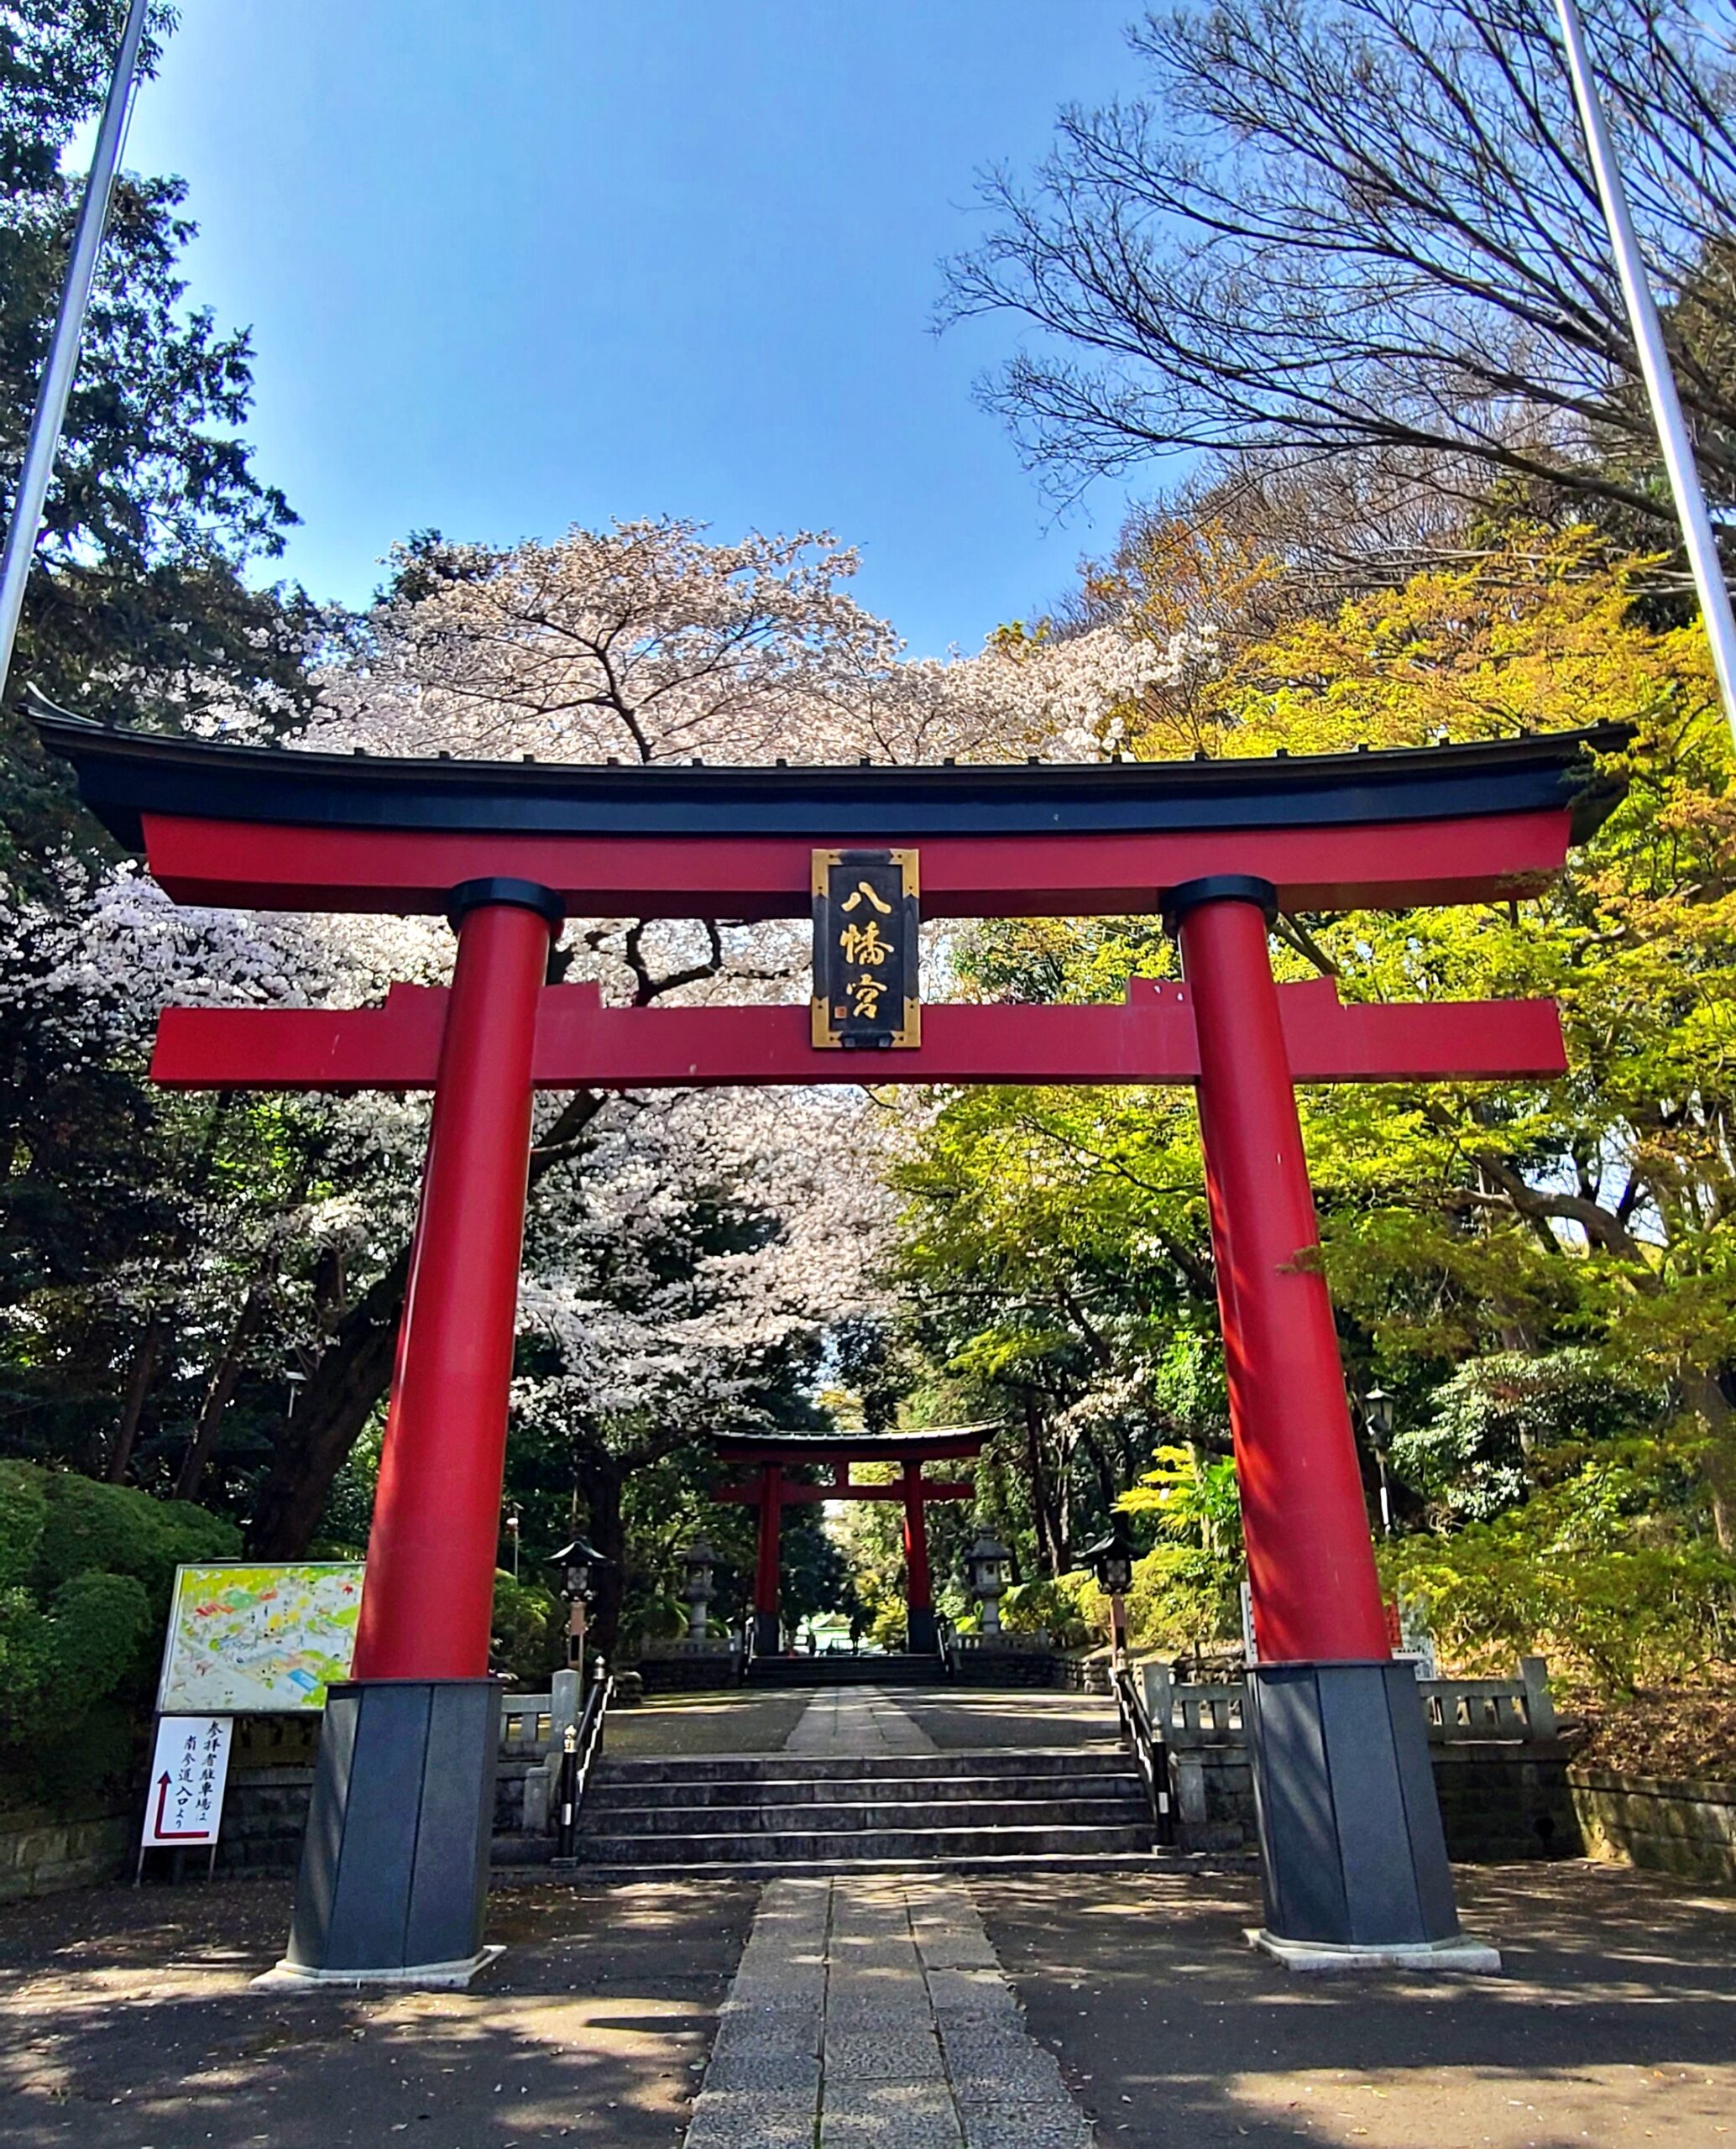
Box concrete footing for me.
[1247,1658,1463,1951]
[283,1676,500,1981]
[1248,1927,1502,1974]
[254,1943,505,1991]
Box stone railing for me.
[1139,1655,1555,1746]
[1136,1655,1565,1854]
[1420,1657,1556,1742]
[499,1668,581,1833]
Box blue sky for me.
[118,1,1153,656]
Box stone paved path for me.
[682,1684,1095,2146]
[783,1684,939,1754]
[682,1874,1094,2149]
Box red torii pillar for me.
[287,876,562,1984]
[1168,876,1470,1963]
[751,1464,782,1656]
[901,1458,938,1656]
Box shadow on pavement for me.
[0,1874,758,2149]
[973,1858,1736,2147]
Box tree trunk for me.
[107,1313,162,1484]
[245,1246,410,1556]
[1684,1368,1736,1553]
[573,1444,628,1661]
[1022,1392,1067,1576]
[174,1278,271,1502]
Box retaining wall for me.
[0,1807,132,1900]
[1567,1767,1736,1888]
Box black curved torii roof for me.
[31,693,1629,850]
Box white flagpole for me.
[1555,0,1736,741]
[0,0,153,708]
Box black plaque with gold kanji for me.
[811,849,920,1048]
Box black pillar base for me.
[906,1606,939,1655]
[753,1609,781,1656]
[1246,1659,1461,1948]
[273,1678,500,1984]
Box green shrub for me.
[0,1571,150,1744]
[489,1571,561,1686]
[0,1463,240,1765]
[32,1470,239,1612]
[1380,1437,1736,1694]
[1001,1571,1101,1650]
[0,1461,50,1591]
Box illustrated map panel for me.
[157,1562,364,1713]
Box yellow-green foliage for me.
[1379,1437,1736,1696]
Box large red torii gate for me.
[37,700,1626,1979]
[710,1426,988,1656]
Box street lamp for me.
[679,1539,718,1641]
[1081,1516,1136,1665]
[963,1534,1012,1638]
[548,1537,609,1673]
[505,1508,521,1580]
[1365,1385,1394,1537]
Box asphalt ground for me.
[0,1874,759,2149]
[973,1859,1736,2148]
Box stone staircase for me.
[571,1746,1158,1873]
[743,1652,939,1688]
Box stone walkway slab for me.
[682,1873,1093,2149]
[784,1686,939,1754]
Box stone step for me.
[506,1848,1185,1880]
[573,1820,1156,1866]
[585,1770,1143,1812]
[592,1747,1124,1786]
[584,1796,1151,1836]
[744,1657,939,1686]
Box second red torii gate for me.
[711,1426,988,1656]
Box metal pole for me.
[0,0,153,706]
[1555,0,1736,740]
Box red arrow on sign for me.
[151,1771,211,1841]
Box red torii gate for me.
[710,1426,988,1656]
[35,698,1626,1979]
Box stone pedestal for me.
[1245,1660,1494,1969]
[261,1678,500,1988]
[907,1606,939,1655]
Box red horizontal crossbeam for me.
[715,1479,975,1505]
[153,976,1567,1091]
[139,808,1573,919]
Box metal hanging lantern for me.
[1081,1517,1135,1598]
[548,1535,607,1605]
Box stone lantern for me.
[679,1539,718,1641]
[964,1533,1012,1637]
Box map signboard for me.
[156,1562,364,1714]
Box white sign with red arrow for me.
[142,1715,233,1847]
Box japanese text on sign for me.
[141,1714,233,1846]
[811,850,920,1048]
